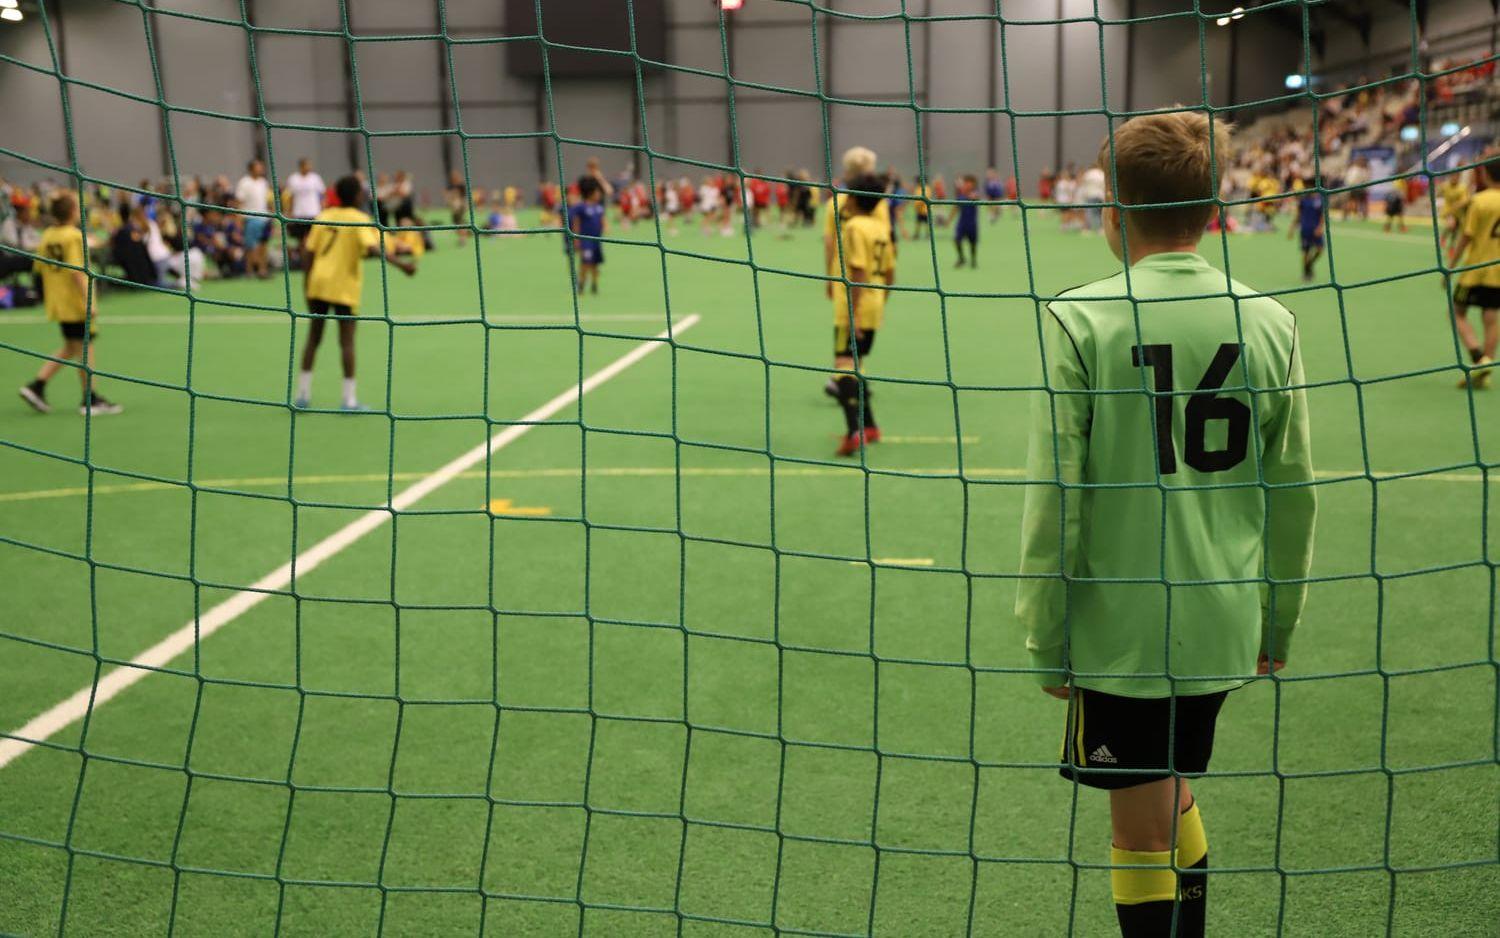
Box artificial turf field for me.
[0,207,1496,937]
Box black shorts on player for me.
[1454,285,1500,309]
[308,299,354,317]
[59,321,97,341]
[834,323,876,359]
[1059,687,1229,790]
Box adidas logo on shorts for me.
[1088,745,1118,764]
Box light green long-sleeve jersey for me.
[1016,251,1317,698]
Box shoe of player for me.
[79,394,123,416]
[293,396,311,409]
[18,381,50,414]
[836,432,863,457]
[863,426,881,445]
[339,400,370,413]
[1474,357,1494,390]
[1458,357,1494,390]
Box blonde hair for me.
[1097,109,1232,242]
[842,146,877,180]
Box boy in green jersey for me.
[1016,111,1317,937]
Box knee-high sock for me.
[1174,802,1208,938]
[1112,846,1177,937]
[1112,802,1208,938]
[836,374,876,435]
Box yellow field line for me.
[0,465,1491,505]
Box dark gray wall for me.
[1319,0,1497,81]
[0,0,1311,197]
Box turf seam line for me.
[0,314,700,772]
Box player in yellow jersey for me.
[822,147,893,400]
[912,175,932,234]
[1450,152,1500,389]
[294,176,416,411]
[18,192,122,416]
[1439,170,1471,254]
[831,173,895,457]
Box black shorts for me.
[1454,285,1500,310]
[286,220,312,242]
[834,323,875,358]
[1059,687,1229,790]
[308,299,354,317]
[59,321,96,341]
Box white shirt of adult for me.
[1078,166,1107,201]
[286,170,326,219]
[144,218,171,264]
[235,174,271,214]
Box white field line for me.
[0,465,1493,507]
[0,312,667,326]
[0,314,699,771]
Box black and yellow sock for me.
[1112,846,1177,937]
[835,375,877,435]
[1174,802,1208,938]
[835,375,861,435]
[1111,802,1208,938]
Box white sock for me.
[342,378,357,407]
[297,370,313,400]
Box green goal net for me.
[0,1,1496,935]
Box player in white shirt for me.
[1078,164,1107,233]
[698,178,722,235]
[234,159,273,278]
[663,182,681,234]
[1054,171,1079,230]
[283,157,326,254]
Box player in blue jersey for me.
[947,174,981,268]
[1290,177,1325,282]
[984,167,1005,221]
[568,175,607,295]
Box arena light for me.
[1440,121,1460,137]
[1284,74,1306,90]
[719,0,744,10]
[0,7,22,20]
[1216,6,1245,25]
[0,0,17,9]
[1399,125,1419,142]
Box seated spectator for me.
[163,232,206,292]
[110,207,159,286]
[192,209,246,278]
[0,189,42,282]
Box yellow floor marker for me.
[487,498,552,517]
